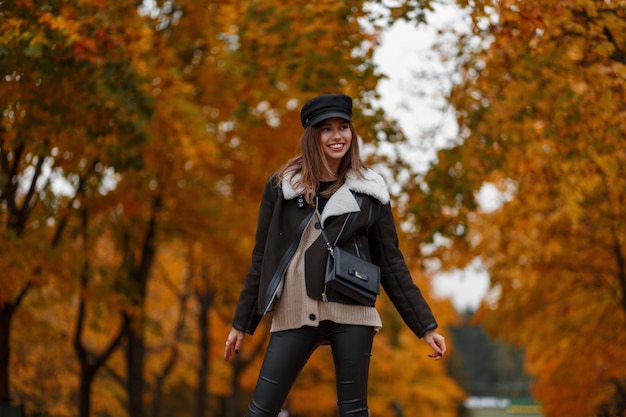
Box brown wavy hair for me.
[277,123,365,205]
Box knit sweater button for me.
[309,314,316,321]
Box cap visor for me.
[309,111,352,127]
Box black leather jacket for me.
[232,169,438,337]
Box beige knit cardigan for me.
[270,211,382,333]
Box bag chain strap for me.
[316,196,350,257]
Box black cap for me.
[300,94,352,128]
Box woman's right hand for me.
[224,327,245,361]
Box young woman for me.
[224,93,446,417]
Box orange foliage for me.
[424,0,626,416]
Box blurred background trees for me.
[1,0,625,416]
[418,1,626,416]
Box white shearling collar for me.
[281,168,390,223]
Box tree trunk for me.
[126,195,161,417]
[228,360,244,417]
[195,289,211,417]
[0,303,14,405]
[126,326,146,417]
[75,293,128,417]
[150,269,192,417]
[612,232,626,314]
[0,285,30,405]
[78,368,96,417]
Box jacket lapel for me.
[319,184,359,224]
[281,168,390,225]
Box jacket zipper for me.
[263,273,285,315]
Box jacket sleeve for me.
[369,203,438,338]
[232,176,279,334]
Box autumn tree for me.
[0,0,152,408]
[418,1,626,416]
[1,0,219,415]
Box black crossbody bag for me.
[319,196,380,305]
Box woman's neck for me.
[325,159,341,180]
[321,167,339,182]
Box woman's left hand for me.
[423,330,446,360]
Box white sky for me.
[373,3,490,312]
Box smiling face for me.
[318,117,353,176]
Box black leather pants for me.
[245,321,375,417]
